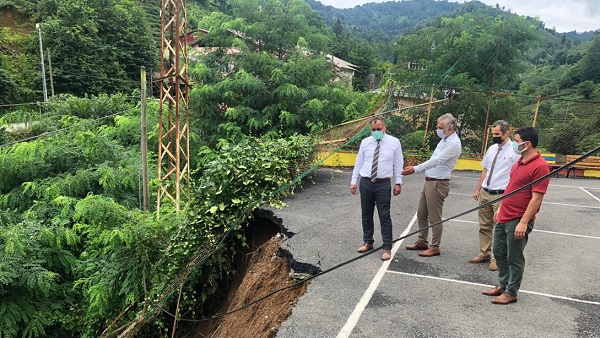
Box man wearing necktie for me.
[470,120,520,271]
[350,116,404,261]
[402,113,462,257]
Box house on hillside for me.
[326,54,359,87]
[407,60,428,71]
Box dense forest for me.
[1,0,600,337]
[307,0,600,154]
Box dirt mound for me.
[191,213,310,338]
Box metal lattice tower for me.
[157,0,190,214]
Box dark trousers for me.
[493,218,534,296]
[359,177,393,250]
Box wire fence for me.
[317,83,600,167]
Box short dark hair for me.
[370,116,386,125]
[515,126,538,148]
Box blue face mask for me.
[436,129,445,139]
[371,130,384,140]
[512,141,528,154]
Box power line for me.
[56,70,141,84]
[0,102,43,108]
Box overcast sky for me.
[316,0,600,32]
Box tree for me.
[0,68,20,105]
[227,0,331,59]
[37,0,157,96]
[189,47,369,143]
[579,36,600,83]
[392,8,538,90]
[188,0,370,143]
[333,18,343,37]
[577,80,596,99]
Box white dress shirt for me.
[481,140,520,191]
[414,132,462,179]
[351,134,404,185]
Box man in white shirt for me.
[351,116,404,261]
[470,120,520,271]
[402,113,462,257]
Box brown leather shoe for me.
[488,258,497,271]
[418,248,440,257]
[492,292,518,305]
[468,254,491,263]
[357,243,374,253]
[405,241,428,250]
[381,249,392,261]
[482,285,505,296]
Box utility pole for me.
[35,23,48,103]
[140,66,150,211]
[47,48,55,97]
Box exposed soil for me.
[189,210,313,338]
[0,9,30,34]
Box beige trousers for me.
[416,181,450,249]
[478,188,502,256]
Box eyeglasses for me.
[371,128,383,131]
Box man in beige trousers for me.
[470,120,519,271]
[402,113,462,257]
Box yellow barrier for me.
[317,151,358,167]
[583,169,600,178]
[318,150,600,178]
[453,158,482,171]
[318,151,481,171]
[318,152,570,173]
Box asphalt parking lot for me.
[273,168,600,338]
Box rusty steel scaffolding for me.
[157,0,190,215]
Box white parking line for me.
[552,184,600,190]
[580,187,600,204]
[449,219,478,224]
[449,193,600,209]
[387,271,600,306]
[533,229,600,240]
[543,202,600,209]
[336,213,417,338]
[450,193,473,197]
[448,219,600,240]
[451,174,600,190]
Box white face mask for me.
[436,129,445,139]
[512,141,528,154]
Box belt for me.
[425,177,449,182]
[483,187,505,195]
[362,177,391,182]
